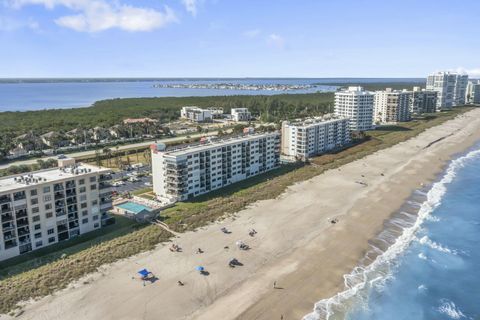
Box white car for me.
[144,182,152,186]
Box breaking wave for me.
[303,147,480,320]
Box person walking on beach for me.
[273,281,277,289]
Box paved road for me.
[0,131,219,170]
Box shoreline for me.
[3,109,480,320]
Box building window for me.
[80,195,87,201]
[48,237,55,243]
[82,218,88,224]
[32,215,40,222]
[32,207,40,214]
[81,203,87,209]
[92,200,98,206]
[45,203,52,210]
[80,186,86,193]
[79,179,85,185]
[94,223,99,228]
[47,228,54,235]
[89,176,97,182]
[44,195,52,202]
[43,186,51,193]
[31,198,38,205]
[82,210,88,217]
[30,189,38,196]
[36,241,43,247]
[46,212,53,218]
[90,184,97,190]
[34,232,42,239]
[93,215,99,221]
[34,224,41,230]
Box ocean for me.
[304,144,480,320]
[0,78,422,112]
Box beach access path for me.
[5,109,480,320]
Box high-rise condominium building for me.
[374,88,411,124]
[281,115,351,161]
[466,80,480,104]
[334,86,374,131]
[426,72,468,110]
[151,132,280,202]
[409,87,438,115]
[180,106,213,122]
[231,108,252,122]
[0,160,112,261]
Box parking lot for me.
[111,165,153,195]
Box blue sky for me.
[0,0,479,78]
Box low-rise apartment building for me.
[181,106,213,122]
[374,88,411,124]
[281,115,351,161]
[409,87,438,114]
[231,108,252,122]
[0,160,113,261]
[151,132,280,202]
[334,86,374,131]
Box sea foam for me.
[303,147,480,320]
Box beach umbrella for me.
[195,266,204,272]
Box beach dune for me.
[6,109,480,320]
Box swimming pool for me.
[116,201,153,215]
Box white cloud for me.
[452,67,480,78]
[181,0,198,16]
[243,28,260,38]
[266,33,285,48]
[7,0,178,32]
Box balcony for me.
[13,192,26,201]
[0,195,12,205]
[1,213,14,223]
[17,218,30,228]
[54,192,65,200]
[15,209,28,219]
[2,221,15,231]
[1,204,12,214]
[99,182,113,190]
[4,239,17,250]
[99,174,113,182]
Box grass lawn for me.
[0,107,473,314]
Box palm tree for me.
[102,147,112,167]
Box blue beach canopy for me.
[195,266,204,271]
[138,269,150,277]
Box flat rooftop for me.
[285,115,349,128]
[157,132,279,157]
[0,163,110,193]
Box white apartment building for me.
[181,106,213,122]
[426,72,469,110]
[374,88,411,124]
[334,86,374,131]
[151,132,280,202]
[231,108,252,122]
[281,115,351,161]
[466,80,480,104]
[409,87,438,114]
[0,160,113,261]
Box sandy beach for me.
[5,108,480,320]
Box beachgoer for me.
[178,280,184,286]
[273,281,277,289]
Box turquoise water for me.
[304,144,480,320]
[0,78,423,111]
[116,202,153,214]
